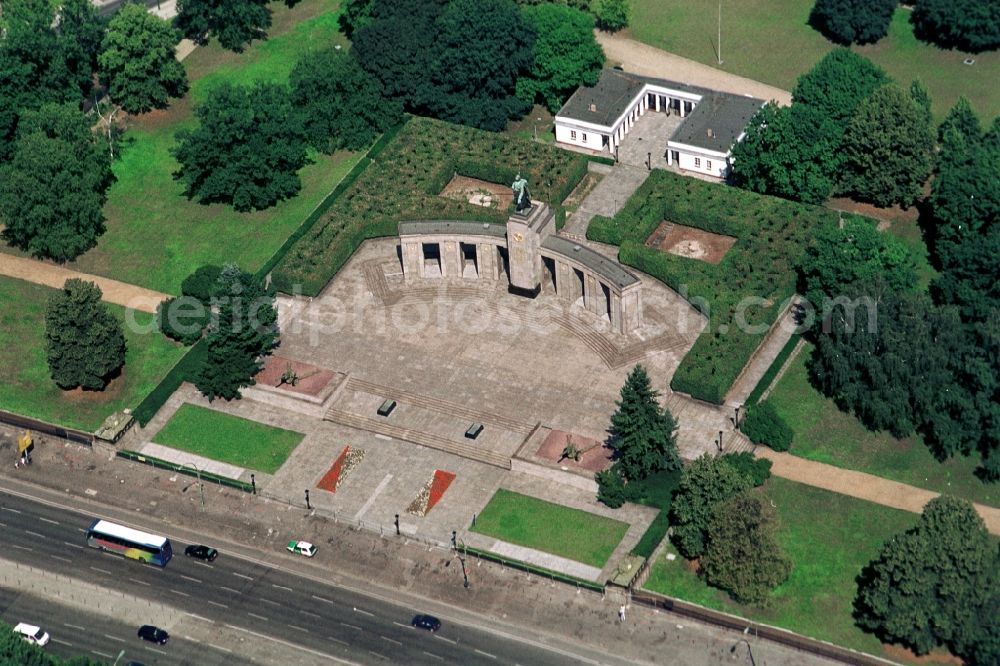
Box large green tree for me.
[798,215,916,310]
[518,3,604,112]
[194,265,278,401]
[173,82,309,211]
[45,279,126,391]
[792,48,890,130]
[809,0,897,45]
[911,0,1000,52]
[608,364,681,481]
[594,0,630,32]
[289,48,401,153]
[702,493,792,604]
[670,454,752,559]
[56,0,106,96]
[0,103,114,261]
[338,0,376,37]
[98,3,188,114]
[855,496,1000,661]
[840,83,935,207]
[176,0,299,52]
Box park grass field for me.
[153,403,304,474]
[767,344,999,508]
[0,276,186,431]
[628,2,999,122]
[644,478,929,662]
[472,488,629,568]
[27,0,359,294]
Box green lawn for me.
[0,276,187,431]
[472,489,629,568]
[645,478,932,661]
[153,403,304,474]
[13,0,360,294]
[768,343,999,508]
[628,2,1000,122]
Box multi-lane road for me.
[0,489,614,666]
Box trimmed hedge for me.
[630,509,669,558]
[132,339,207,426]
[721,451,772,487]
[272,117,589,296]
[741,399,793,451]
[592,170,855,404]
[461,543,605,591]
[117,449,255,492]
[745,333,801,406]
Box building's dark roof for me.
[667,92,764,152]
[541,236,639,289]
[398,220,507,239]
[556,69,707,127]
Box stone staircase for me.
[324,408,512,469]
[723,430,756,455]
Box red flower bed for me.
[317,446,350,492]
[426,470,456,513]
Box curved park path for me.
[595,31,793,106]
[0,254,168,313]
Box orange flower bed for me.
[426,470,456,513]
[316,446,350,492]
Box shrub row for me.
[741,400,793,451]
[630,509,669,558]
[596,170,850,404]
[132,339,207,426]
[460,544,605,591]
[745,333,802,406]
[117,449,254,492]
[272,117,589,295]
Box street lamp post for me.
[250,473,256,495]
[457,540,470,589]
[180,462,205,512]
[394,514,400,536]
[718,0,724,65]
[305,489,311,510]
[734,405,741,429]
[717,430,724,452]
[731,639,756,666]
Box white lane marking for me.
[340,622,362,631]
[39,517,59,525]
[103,634,126,643]
[183,635,201,643]
[380,635,401,646]
[206,600,228,609]
[129,578,151,586]
[247,612,268,621]
[193,561,214,569]
[89,566,111,574]
[475,649,498,659]
[51,638,73,646]
[181,575,202,583]
[209,644,233,653]
[353,607,374,617]
[63,623,86,631]
[50,554,71,563]
[90,650,113,659]
[2,507,22,514]
[232,572,253,580]
[219,586,242,594]
[12,545,32,551]
[260,598,280,607]
[184,613,214,624]
[272,584,293,592]
[353,473,393,521]
[170,589,190,597]
[299,609,320,619]
[0,521,6,527]
[145,647,167,655]
[288,624,309,633]
[224,624,356,664]
[311,594,333,604]
[63,541,84,549]
[369,651,388,660]
[392,621,410,628]
[433,635,457,645]
[25,530,45,538]
[422,651,444,661]
[329,637,349,646]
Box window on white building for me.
[582,133,587,143]
[694,157,701,168]
[570,130,577,140]
[706,160,712,170]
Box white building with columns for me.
[554,69,765,180]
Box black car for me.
[411,614,441,632]
[184,545,219,562]
[137,625,169,645]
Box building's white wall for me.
[673,149,729,179]
[554,122,607,151]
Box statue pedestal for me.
[506,203,553,297]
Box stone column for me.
[478,243,498,280]
[622,288,643,333]
[584,274,602,315]
[442,240,461,278]
[680,101,687,118]
[401,241,423,281]
[610,292,623,333]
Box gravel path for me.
[0,254,169,313]
[595,31,793,106]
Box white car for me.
[286,540,316,557]
[14,623,50,647]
